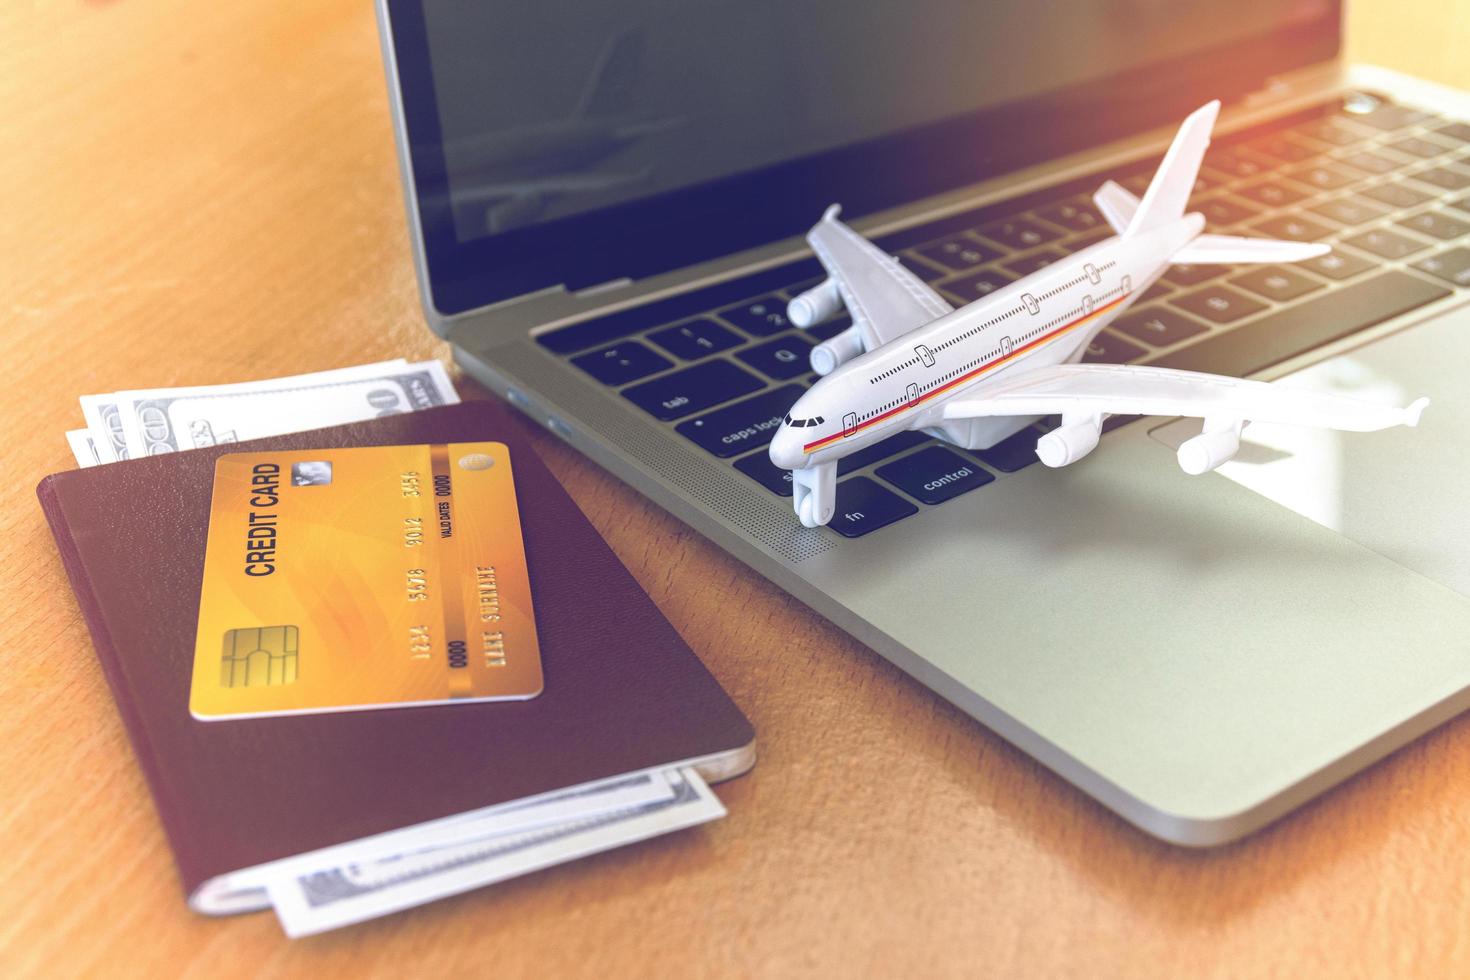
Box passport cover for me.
[38,400,755,901]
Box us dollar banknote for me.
[265,768,725,938]
[67,360,458,466]
[78,395,130,462]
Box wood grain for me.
[4,2,1470,976]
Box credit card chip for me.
[220,626,300,688]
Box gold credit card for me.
[190,442,543,720]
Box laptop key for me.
[1246,135,1321,163]
[1408,166,1470,191]
[538,258,821,354]
[571,342,674,385]
[623,359,764,421]
[1036,198,1105,233]
[1237,180,1309,208]
[1341,228,1429,260]
[1196,196,1260,227]
[648,318,742,360]
[733,449,795,496]
[877,446,995,505]
[1307,196,1387,226]
[899,255,946,282]
[1003,248,1066,277]
[915,235,1002,271]
[1138,280,1174,303]
[1251,213,1335,242]
[943,268,1015,303]
[1151,271,1449,375]
[1293,118,1372,146]
[1119,173,1153,195]
[968,425,1045,472]
[1081,331,1148,363]
[1058,229,1112,254]
[1286,162,1359,192]
[1387,136,1453,159]
[837,430,929,476]
[1347,104,1435,131]
[1436,123,1470,143]
[1230,266,1325,302]
[1396,209,1470,241]
[1336,150,1402,176]
[1361,182,1434,209]
[1205,148,1273,179]
[737,335,816,381]
[1163,263,1227,287]
[827,478,918,538]
[977,217,1061,251]
[1300,249,1375,281]
[719,295,795,336]
[1171,285,1267,324]
[1112,307,1209,347]
[675,384,803,457]
[806,314,853,341]
[1410,248,1470,287]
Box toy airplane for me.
[768,101,1429,528]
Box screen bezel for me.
[383,1,1342,317]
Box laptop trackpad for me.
[1150,308,1470,599]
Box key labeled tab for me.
[623,360,763,421]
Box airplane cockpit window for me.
[783,414,825,428]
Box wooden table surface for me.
[5,3,1470,977]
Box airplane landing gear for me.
[791,461,837,528]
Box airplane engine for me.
[810,325,865,376]
[1176,426,1242,475]
[787,279,842,328]
[1035,417,1102,468]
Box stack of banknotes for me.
[66,359,460,467]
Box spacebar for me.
[1149,271,1450,376]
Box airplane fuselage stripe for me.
[801,292,1129,453]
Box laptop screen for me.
[384,1,1340,315]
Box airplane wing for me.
[941,362,1427,431]
[807,205,954,351]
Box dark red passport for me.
[38,400,754,907]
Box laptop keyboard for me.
[537,95,1464,539]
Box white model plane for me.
[768,101,1429,528]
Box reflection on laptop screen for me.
[420,1,1331,242]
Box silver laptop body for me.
[376,1,1470,844]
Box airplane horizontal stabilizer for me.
[1170,234,1331,265]
[1092,180,1138,235]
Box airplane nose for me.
[768,428,803,470]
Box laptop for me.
[375,0,1470,845]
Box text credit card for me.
[190,442,543,720]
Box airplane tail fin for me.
[1124,100,1220,237]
